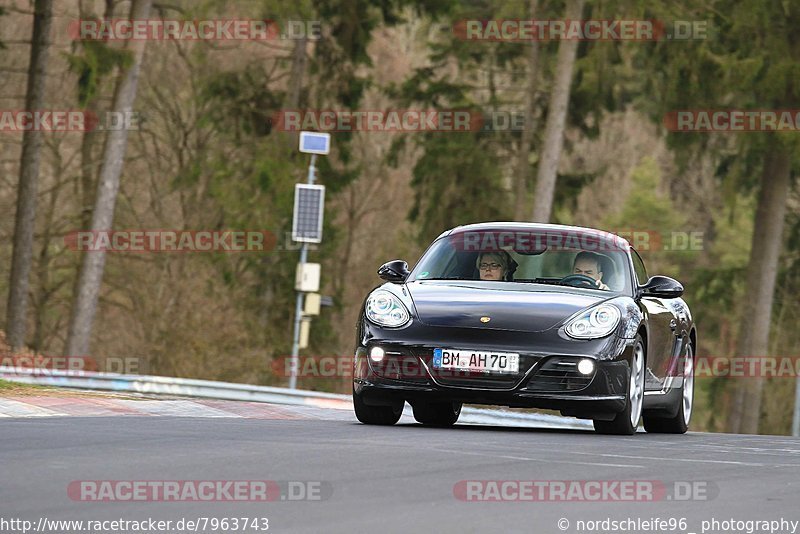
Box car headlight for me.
[366,290,411,327]
[565,304,621,339]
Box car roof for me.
[436,221,632,249]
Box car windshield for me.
[408,228,633,294]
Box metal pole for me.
[307,154,317,185]
[793,375,800,437]
[289,154,317,389]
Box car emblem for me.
[480,316,491,323]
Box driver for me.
[572,251,610,290]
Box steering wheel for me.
[559,273,599,289]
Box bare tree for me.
[727,144,792,434]
[286,36,308,109]
[530,0,584,222]
[66,0,153,357]
[513,0,540,221]
[68,0,118,311]
[6,0,54,351]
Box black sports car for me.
[353,222,696,435]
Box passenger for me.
[476,251,513,281]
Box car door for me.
[631,249,679,391]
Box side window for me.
[631,249,648,285]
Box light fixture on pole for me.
[288,131,330,389]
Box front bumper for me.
[353,318,634,420]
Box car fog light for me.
[577,358,595,375]
[369,346,385,363]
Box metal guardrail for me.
[0,366,349,407]
[0,366,591,429]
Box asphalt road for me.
[2,414,800,534]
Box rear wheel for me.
[412,401,462,427]
[353,387,403,425]
[644,344,693,434]
[593,334,645,435]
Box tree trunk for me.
[69,0,115,308]
[513,0,540,221]
[6,0,54,351]
[287,35,308,109]
[530,0,584,223]
[726,143,792,434]
[66,0,153,357]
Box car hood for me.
[406,281,608,333]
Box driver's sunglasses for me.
[479,263,503,270]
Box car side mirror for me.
[639,275,684,299]
[378,260,410,283]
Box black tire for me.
[412,401,462,427]
[353,388,402,425]
[593,334,646,436]
[644,344,693,434]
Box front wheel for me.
[593,334,645,435]
[353,387,403,425]
[643,344,693,434]
[412,401,462,427]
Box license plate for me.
[432,348,519,374]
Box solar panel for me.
[299,132,331,155]
[292,184,325,243]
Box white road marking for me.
[0,398,67,417]
[112,399,242,418]
[429,447,645,468]
[570,450,800,468]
